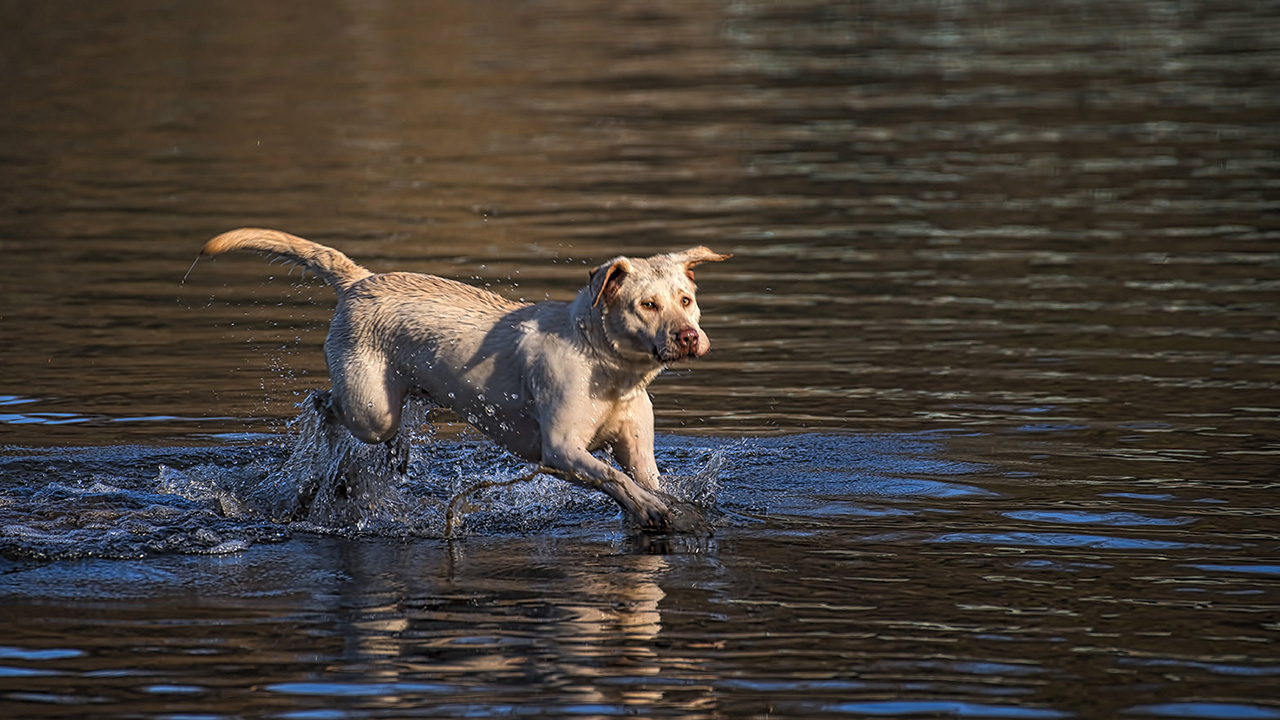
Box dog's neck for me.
[569,293,665,394]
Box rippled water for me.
[2,1,1278,718]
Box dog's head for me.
[588,246,731,364]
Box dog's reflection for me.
[318,540,712,714]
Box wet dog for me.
[200,229,730,530]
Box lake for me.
[1,1,1278,718]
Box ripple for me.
[1002,510,1194,527]
[0,647,85,661]
[1124,703,1280,719]
[266,682,455,697]
[822,701,1069,718]
[1183,564,1280,577]
[926,532,1224,551]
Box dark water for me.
[2,1,1279,717]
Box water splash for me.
[1,475,288,560]
[243,391,443,535]
[236,391,725,539]
[0,394,727,560]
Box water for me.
[1,0,1278,717]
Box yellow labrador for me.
[201,229,730,530]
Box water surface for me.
[1,1,1278,718]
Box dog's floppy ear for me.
[674,246,732,280]
[589,257,633,308]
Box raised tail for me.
[201,228,373,291]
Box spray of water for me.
[0,394,726,560]
[226,391,724,539]
[240,391,433,533]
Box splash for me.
[3,472,288,560]
[168,391,725,541]
[239,391,725,539]
[243,391,443,534]
[0,397,727,560]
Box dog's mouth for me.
[654,345,702,364]
[655,350,692,364]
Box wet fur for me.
[200,228,730,530]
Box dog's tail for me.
[201,228,373,291]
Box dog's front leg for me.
[608,393,662,492]
[540,443,671,530]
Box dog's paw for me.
[631,491,711,535]
[634,499,673,532]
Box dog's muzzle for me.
[657,327,705,363]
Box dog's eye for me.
[640,300,659,311]
[680,296,692,307]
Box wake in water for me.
[235,391,723,538]
[0,393,725,560]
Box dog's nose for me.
[676,327,700,352]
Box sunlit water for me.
[2,1,1278,718]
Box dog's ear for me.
[674,246,732,280]
[589,257,633,308]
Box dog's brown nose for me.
[676,328,700,353]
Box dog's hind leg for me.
[326,353,409,445]
[311,388,338,422]
[386,429,411,476]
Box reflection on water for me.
[1,0,1278,717]
[3,430,1276,717]
[3,462,1278,719]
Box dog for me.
[200,229,730,530]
